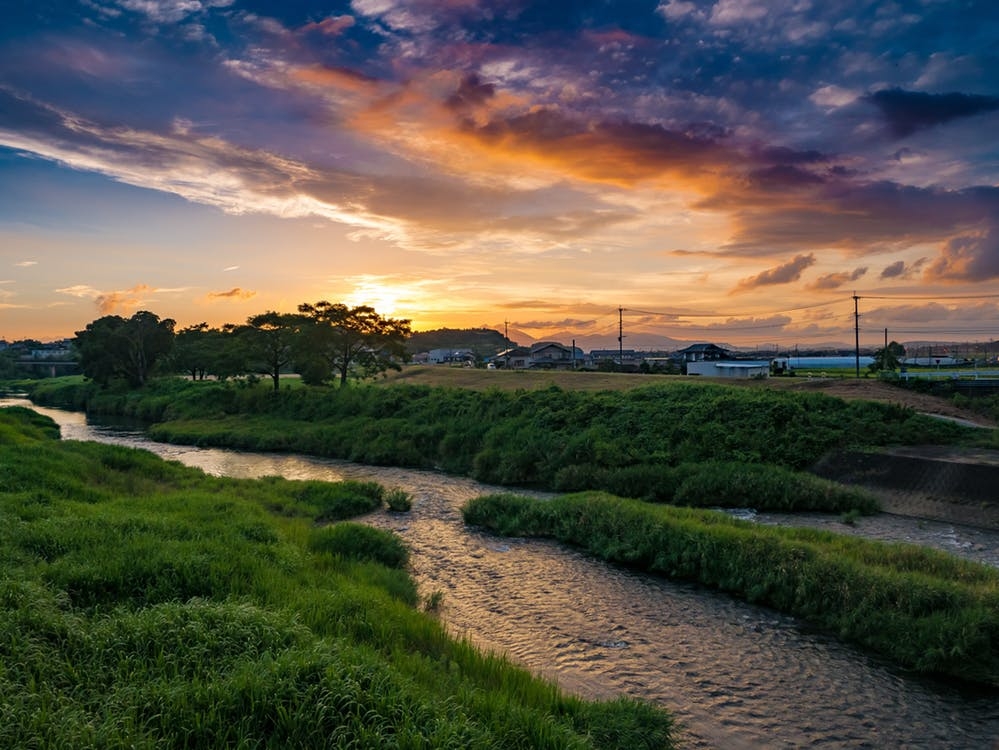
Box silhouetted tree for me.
[239,311,304,391]
[74,311,175,386]
[296,301,411,386]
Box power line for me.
[859,293,999,301]
[626,297,850,319]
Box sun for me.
[342,276,410,317]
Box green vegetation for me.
[0,406,674,749]
[28,375,989,513]
[462,491,999,686]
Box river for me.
[4,399,998,749]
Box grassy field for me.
[0,405,675,749]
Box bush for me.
[673,461,881,513]
[309,523,409,569]
[384,488,413,512]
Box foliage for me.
[238,311,305,391]
[0,407,675,749]
[463,491,999,686]
[170,322,245,381]
[869,340,906,374]
[385,487,414,512]
[309,522,410,569]
[73,311,175,387]
[296,301,412,386]
[26,375,986,513]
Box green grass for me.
[27,375,985,511]
[462,491,999,686]
[0,406,675,749]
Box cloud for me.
[807,266,868,291]
[879,258,928,279]
[55,284,101,298]
[733,253,815,292]
[96,284,154,314]
[207,287,256,300]
[223,265,239,271]
[924,227,999,281]
[301,15,355,35]
[512,318,598,330]
[657,1,701,21]
[14,260,37,267]
[114,0,234,24]
[864,88,999,138]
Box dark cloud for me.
[865,88,999,138]
[880,260,907,279]
[733,254,815,292]
[445,73,495,111]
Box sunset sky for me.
[2,0,998,349]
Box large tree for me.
[238,311,304,391]
[74,311,175,387]
[171,323,245,381]
[296,301,411,386]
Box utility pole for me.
[504,319,509,343]
[618,307,624,371]
[853,293,860,378]
[572,338,576,370]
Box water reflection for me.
[5,399,999,749]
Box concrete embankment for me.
[812,447,999,530]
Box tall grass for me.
[29,375,978,511]
[0,406,675,749]
[462,491,999,686]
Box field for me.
[381,366,997,427]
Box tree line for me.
[73,303,412,390]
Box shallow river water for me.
[6,399,999,749]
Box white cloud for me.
[709,0,768,26]
[55,285,101,298]
[809,84,858,110]
[657,1,699,21]
[114,0,234,24]
[14,260,38,267]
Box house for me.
[529,342,582,369]
[493,346,532,369]
[686,360,770,378]
[677,343,729,362]
[426,348,474,365]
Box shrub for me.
[384,488,413,513]
[309,522,409,569]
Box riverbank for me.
[463,491,999,687]
[8,397,999,748]
[0,406,675,749]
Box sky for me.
[2,0,998,350]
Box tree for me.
[296,301,411,386]
[172,323,213,380]
[869,340,906,374]
[74,311,175,387]
[239,311,304,391]
[171,323,245,381]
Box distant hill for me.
[407,328,513,356]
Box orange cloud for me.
[96,284,154,315]
[208,287,256,301]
